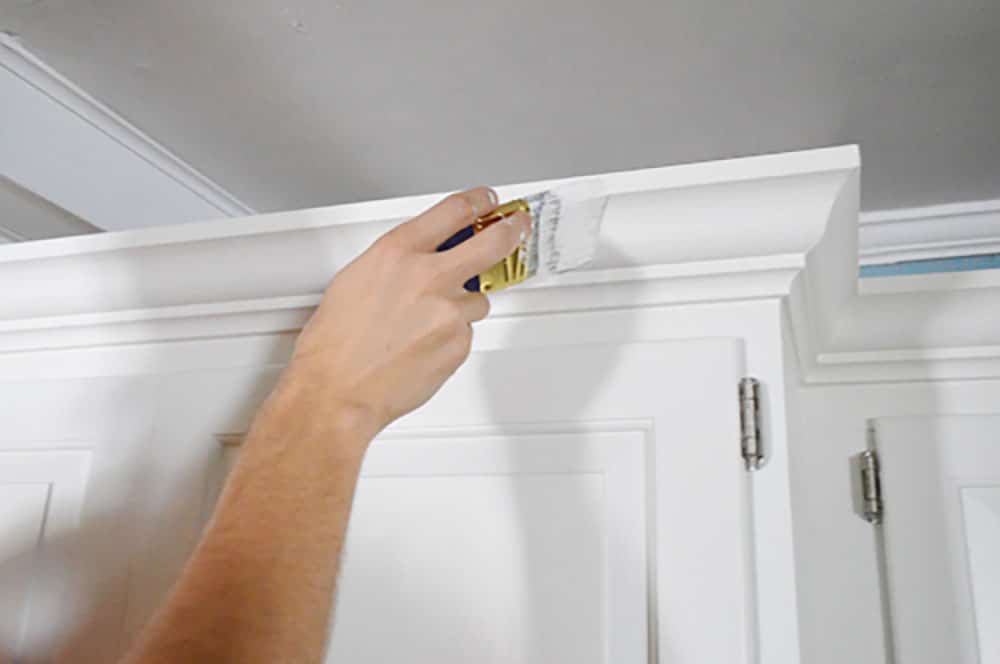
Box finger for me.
[439,210,532,282]
[396,187,499,252]
[456,292,491,322]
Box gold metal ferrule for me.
[474,199,531,292]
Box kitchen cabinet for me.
[2,145,998,663]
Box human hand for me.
[283,187,531,444]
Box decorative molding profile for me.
[859,199,1000,266]
[0,144,998,383]
[0,33,254,232]
[0,174,100,241]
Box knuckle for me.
[443,193,475,220]
[376,230,408,259]
[433,300,464,333]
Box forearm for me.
[124,369,377,664]
[121,187,521,663]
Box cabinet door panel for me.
[0,450,91,660]
[0,376,157,663]
[875,415,1000,664]
[328,430,643,663]
[190,338,751,663]
[0,483,49,656]
[381,339,752,664]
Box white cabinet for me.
[873,415,1000,664]
[323,339,752,663]
[2,145,999,662]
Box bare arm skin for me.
[122,187,530,664]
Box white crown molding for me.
[1,144,999,383]
[859,199,1000,266]
[0,226,23,242]
[0,33,254,231]
[0,174,100,241]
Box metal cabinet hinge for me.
[859,449,883,524]
[739,378,763,471]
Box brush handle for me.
[436,225,480,293]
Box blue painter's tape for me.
[860,254,1000,278]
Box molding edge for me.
[859,199,1000,266]
[0,33,254,230]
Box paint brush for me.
[437,180,608,292]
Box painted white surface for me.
[0,175,98,242]
[0,450,92,659]
[0,34,252,231]
[962,487,1000,663]
[0,146,939,664]
[5,147,1000,664]
[0,376,158,663]
[859,199,1000,266]
[3,144,999,383]
[4,1,998,213]
[873,415,1000,664]
[207,339,752,663]
[328,431,640,663]
[361,339,751,664]
[0,334,756,661]
[0,146,866,379]
[0,483,49,659]
[0,295,802,664]
[789,377,1000,664]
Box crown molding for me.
[0,145,856,318]
[0,174,100,241]
[859,199,1000,266]
[0,33,253,231]
[2,144,999,383]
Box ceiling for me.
[2,0,998,215]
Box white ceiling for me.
[1,1,998,215]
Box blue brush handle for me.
[436,225,480,292]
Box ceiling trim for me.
[859,199,1000,266]
[0,33,254,231]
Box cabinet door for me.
[0,376,157,663]
[316,338,753,664]
[874,415,1000,664]
[0,451,91,659]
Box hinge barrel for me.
[860,449,882,524]
[739,378,763,471]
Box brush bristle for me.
[522,179,607,277]
[546,180,608,272]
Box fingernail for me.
[488,188,498,207]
